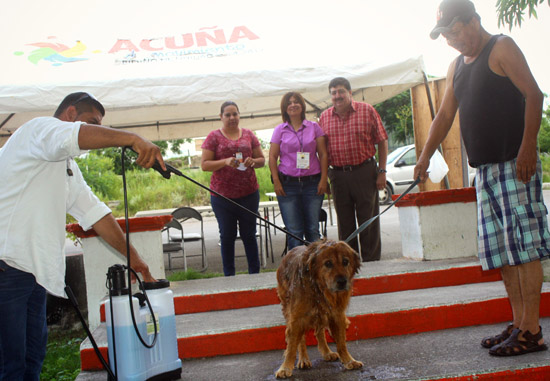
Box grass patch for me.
[167,268,224,281]
[167,268,276,282]
[41,328,85,381]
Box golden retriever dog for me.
[275,240,363,378]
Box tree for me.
[538,100,550,153]
[496,0,549,30]
[75,152,121,199]
[88,139,188,175]
[374,91,413,146]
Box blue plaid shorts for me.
[476,158,550,270]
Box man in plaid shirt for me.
[319,77,388,262]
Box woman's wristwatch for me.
[378,169,387,174]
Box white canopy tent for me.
[0,0,428,146]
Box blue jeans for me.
[0,260,48,381]
[277,178,325,250]
[211,191,261,276]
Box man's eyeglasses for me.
[330,89,349,97]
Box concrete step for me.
[77,318,550,381]
[80,281,550,372]
[99,257,501,320]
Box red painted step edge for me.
[66,215,172,238]
[98,264,502,321]
[394,187,476,207]
[81,292,550,370]
[427,366,550,381]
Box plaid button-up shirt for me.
[319,101,387,167]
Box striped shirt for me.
[319,101,387,166]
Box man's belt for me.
[330,157,374,172]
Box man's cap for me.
[430,0,476,40]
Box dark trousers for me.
[211,190,261,276]
[328,160,381,261]
[0,260,48,381]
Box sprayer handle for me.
[126,147,172,179]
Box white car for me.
[378,144,475,204]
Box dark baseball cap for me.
[430,0,476,40]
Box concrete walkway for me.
[72,189,550,381]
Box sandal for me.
[489,327,549,356]
[480,324,514,348]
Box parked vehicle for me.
[379,144,475,204]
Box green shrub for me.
[541,154,550,183]
[75,153,122,200]
[105,161,275,216]
[41,329,84,381]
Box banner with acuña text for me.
[0,0,425,121]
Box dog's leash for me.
[344,177,421,244]
[128,148,310,245]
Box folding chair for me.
[162,207,207,271]
[319,208,328,239]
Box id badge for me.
[296,152,310,169]
[235,152,246,171]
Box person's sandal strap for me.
[523,326,544,343]
[489,328,548,356]
[480,323,514,348]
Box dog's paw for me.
[297,359,312,369]
[275,367,293,379]
[322,351,340,362]
[343,359,363,370]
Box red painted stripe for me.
[428,366,550,380]
[66,215,172,238]
[394,187,476,207]
[82,293,550,370]
[98,265,502,322]
[173,288,280,315]
[351,266,501,296]
[178,326,287,358]
[80,347,109,372]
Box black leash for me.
[130,148,310,245]
[345,177,421,244]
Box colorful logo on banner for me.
[13,26,261,67]
[13,36,98,66]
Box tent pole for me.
[422,72,450,190]
[0,113,14,130]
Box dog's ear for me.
[350,248,362,275]
[304,241,323,273]
[336,241,361,275]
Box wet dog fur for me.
[275,240,363,378]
